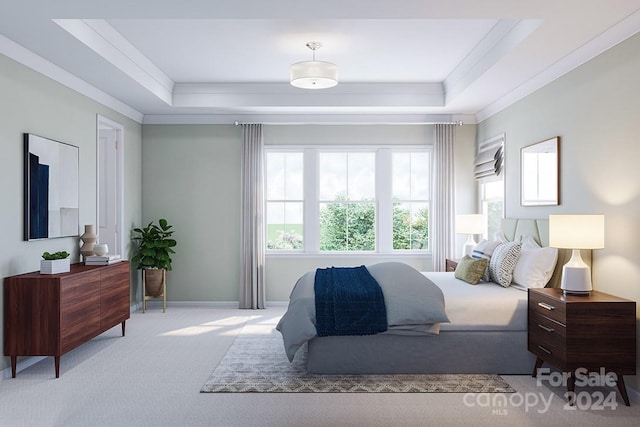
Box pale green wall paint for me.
[0,53,143,373]
[478,32,640,393]
[141,125,242,302]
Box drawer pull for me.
[538,345,552,355]
[537,302,555,311]
[538,324,554,333]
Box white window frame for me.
[266,145,432,255]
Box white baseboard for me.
[140,300,289,309]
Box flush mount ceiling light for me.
[290,42,338,89]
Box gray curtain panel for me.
[239,124,266,309]
[431,124,456,271]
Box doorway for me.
[97,115,124,257]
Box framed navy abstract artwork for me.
[24,133,79,240]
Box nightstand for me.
[528,288,636,406]
[445,258,459,272]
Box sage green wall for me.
[141,125,242,302]
[477,32,640,392]
[0,53,143,373]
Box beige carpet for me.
[201,336,515,393]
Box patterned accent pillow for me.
[471,239,501,281]
[454,255,488,285]
[489,241,522,287]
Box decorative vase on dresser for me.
[79,224,97,260]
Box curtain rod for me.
[234,121,463,126]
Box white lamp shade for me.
[290,61,338,89]
[455,214,485,235]
[549,214,605,249]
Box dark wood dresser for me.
[528,287,636,406]
[4,261,130,378]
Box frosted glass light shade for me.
[290,61,338,89]
[549,214,604,249]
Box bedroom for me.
[1,1,640,425]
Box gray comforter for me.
[276,262,450,361]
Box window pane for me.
[481,180,504,240]
[319,153,347,200]
[393,202,429,250]
[393,152,429,201]
[319,202,375,251]
[410,153,429,200]
[266,153,285,200]
[392,153,411,200]
[266,202,303,250]
[285,153,303,200]
[348,153,375,200]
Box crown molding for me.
[0,33,144,123]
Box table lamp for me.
[455,214,485,257]
[549,214,604,295]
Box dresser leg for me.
[121,320,126,336]
[616,374,630,406]
[11,356,17,378]
[54,356,60,378]
[532,357,544,377]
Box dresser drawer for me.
[528,291,566,324]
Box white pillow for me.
[512,236,558,289]
[488,241,522,287]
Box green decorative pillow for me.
[454,255,488,285]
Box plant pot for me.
[40,258,70,274]
[144,269,165,297]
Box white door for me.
[97,116,124,257]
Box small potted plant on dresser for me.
[131,218,177,312]
[40,251,71,274]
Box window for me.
[392,152,430,250]
[265,152,303,249]
[319,152,376,251]
[266,147,431,253]
[480,179,504,240]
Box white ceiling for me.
[1,0,640,124]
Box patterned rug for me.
[200,336,515,393]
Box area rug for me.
[200,336,515,393]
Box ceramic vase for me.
[80,224,98,260]
[93,243,109,256]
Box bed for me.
[276,218,586,375]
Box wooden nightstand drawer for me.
[528,311,567,368]
[528,290,566,324]
[529,310,566,339]
[445,259,458,272]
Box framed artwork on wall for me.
[24,133,79,240]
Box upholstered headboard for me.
[500,218,591,289]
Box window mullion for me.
[377,149,392,252]
[304,148,319,252]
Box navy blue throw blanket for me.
[314,266,388,337]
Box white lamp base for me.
[560,249,592,295]
[462,235,476,257]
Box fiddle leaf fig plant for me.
[131,218,177,271]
